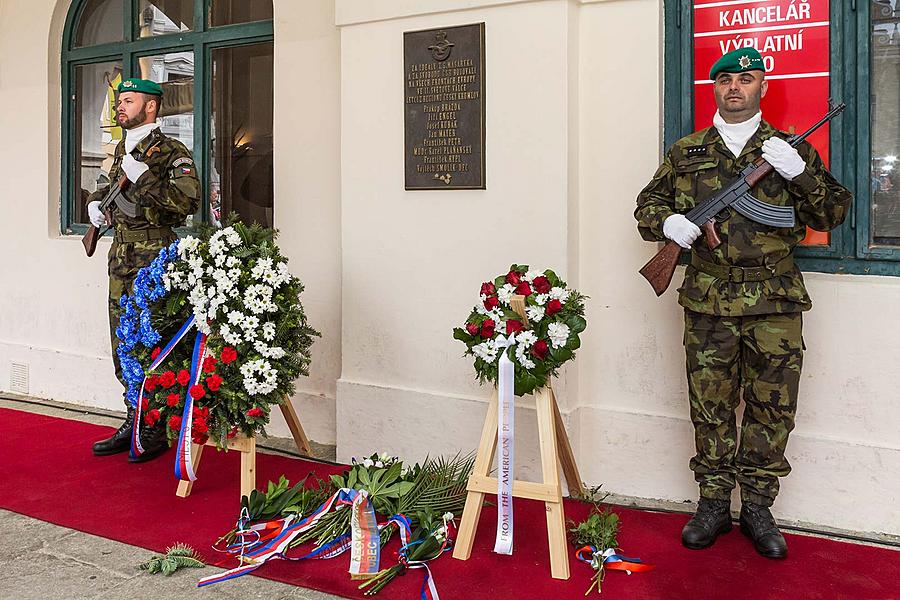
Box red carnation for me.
[143,409,160,427]
[168,415,182,431]
[483,296,499,311]
[144,375,159,392]
[206,373,223,392]
[150,347,161,360]
[166,393,180,407]
[192,418,209,434]
[506,319,524,335]
[465,322,480,336]
[202,356,217,373]
[140,397,149,411]
[176,369,191,386]
[545,299,563,316]
[189,384,206,400]
[192,433,209,445]
[480,319,496,339]
[533,276,551,294]
[532,339,550,361]
[220,347,238,364]
[192,406,210,419]
[159,371,176,389]
[480,282,496,297]
[246,407,264,418]
[515,281,532,297]
[227,427,238,439]
[505,270,523,285]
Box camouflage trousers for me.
[683,309,803,507]
[108,236,175,406]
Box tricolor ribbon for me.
[198,488,383,587]
[130,316,196,459]
[494,333,516,555]
[575,545,654,575]
[174,328,208,482]
[404,518,454,600]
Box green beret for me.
[709,48,765,80]
[117,78,163,97]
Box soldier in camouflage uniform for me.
[88,78,201,461]
[635,48,851,559]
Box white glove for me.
[121,154,150,183]
[87,200,107,228]
[663,214,701,249]
[762,137,806,181]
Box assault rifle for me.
[639,101,845,296]
[82,139,162,257]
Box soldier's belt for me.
[690,254,794,283]
[114,227,173,243]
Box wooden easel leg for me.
[279,397,312,456]
[175,443,204,498]
[453,389,500,561]
[536,387,570,580]
[550,388,584,498]
[240,436,257,499]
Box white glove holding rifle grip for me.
[121,154,150,183]
[663,214,702,249]
[761,136,806,181]
[87,200,107,228]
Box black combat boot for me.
[127,424,170,463]
[681,497,732,549]
[740,502,787,559]
[92,406,135,456]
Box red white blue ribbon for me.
[576,545,654,575]
[494,333,515,555]
[130,316,196,459]
[198,488,381,587]
[174,328,208,482]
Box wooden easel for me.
[176,397,313,499]
[453,296,584,580]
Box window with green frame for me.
[62,0,275,234]
[664,1,900,276]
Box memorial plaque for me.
[404,23,485,190]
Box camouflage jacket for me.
[87,127,201,231]
[635,120,852,316]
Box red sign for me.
[693,0,831,245]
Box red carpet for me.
[1,407,897,599]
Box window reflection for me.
[210,43,274,228]
[871,0,900,246]
[74,61,123,225]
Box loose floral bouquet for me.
[453,264,587,396]
[116,219,319,447]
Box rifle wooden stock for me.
[82,225,101,257]
[639,241,683,297]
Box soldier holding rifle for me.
[634,48,851,558]
[87,78,200,462]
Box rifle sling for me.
[690,253,794,283]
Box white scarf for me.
[713,110,761,158]
[123,122,161,153]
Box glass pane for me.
[210,43,274,228]
[74,0,123,47]
[138,51,197,227]
[73,61,124,225]
[871,0,900,247]
[210,0,273,27]
[138,0,194,38]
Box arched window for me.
[62,0,274,232]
